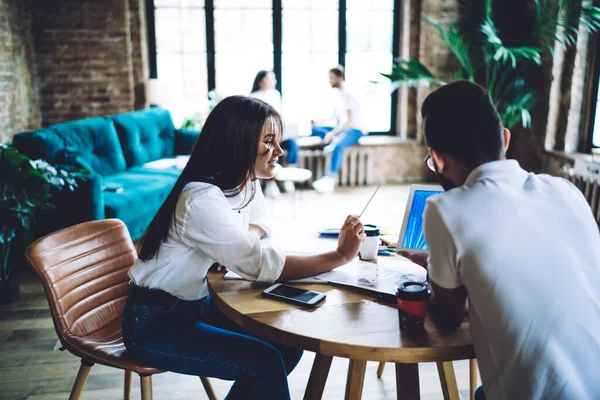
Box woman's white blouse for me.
[128,180,285,300]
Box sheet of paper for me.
[223,270,324,284]
[221,254,427,295]
[317,258,427,296]
[223,250,323,283]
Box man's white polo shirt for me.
[424,160,600,400]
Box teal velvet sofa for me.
[12,108,199,240]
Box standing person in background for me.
[250,70,299,167]
[311,66,367,193]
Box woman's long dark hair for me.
[251,70,269,93]
[137,95,283,261]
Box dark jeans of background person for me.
[281,139,299,165]
[475,386,486,400]
[311,126,364,175]
[122,284,303,400]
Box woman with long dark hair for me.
[250,70,300,168]
[122,96,365,399]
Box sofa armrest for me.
[175,128,200,155]
[55,155,105,222]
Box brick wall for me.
[130,0,149,110]
[0,0,41,143]
[30,0,135,127]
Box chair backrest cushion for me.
[12,117,127,177]
[111,108,176,167]
[26,220,136,338]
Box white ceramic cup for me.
[359,224,381,261]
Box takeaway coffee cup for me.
[358,224,380,260]
[396,281,430,331]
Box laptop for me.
[396,184,444,253]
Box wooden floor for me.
[0,185,474,399]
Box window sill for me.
[546,150,600,164]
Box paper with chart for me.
[224,256,427,296]
[316,258,427,297]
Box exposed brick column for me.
[31,0,135,126]
[0,0,41,143]
[130,0,150,110]
[397,0,421,140]
[416,0,459,143]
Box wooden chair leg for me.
[124,370,132,399]
[470,358,478,400]
[68,359,94,400]
[200,376,218,400]
[304,353,334,400]
[395,363,420,399]
[436,361,460,400]
[344,359,367,400]
[376,362,386,378]
[140,375,153,400]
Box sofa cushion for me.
[112,108,176,168]
[103,170,178,240]
[12,117,127,177]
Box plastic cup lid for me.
[363,224,380,237]
[396,281,430,301]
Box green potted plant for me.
[0,145,79,304]
[382,0,600,130]
[181,89,223,131]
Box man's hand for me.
[209,263,229,273]
[397,251,428,269]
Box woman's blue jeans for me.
[122,284,303,400]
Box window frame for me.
[147,0,402,135]
[586,35,600,153]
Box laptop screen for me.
[401,189,444,250]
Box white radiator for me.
[298,146,374,187]
[562,166,600,224]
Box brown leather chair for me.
[26,219,218,400]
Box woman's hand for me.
[336,215,366,263]
[248,224,266,239]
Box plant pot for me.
[0,276,20,305]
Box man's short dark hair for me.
[330,66,345,79]
[421,80,503,168]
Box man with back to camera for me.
[400,81,600,399]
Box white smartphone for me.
[262,283,326,308]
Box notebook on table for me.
[224,257,427,302]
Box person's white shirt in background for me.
[250,89,311,138]
[333,87,367,134]
[250,89,282,113]
[424,159,600,400]
[129,180,285,301]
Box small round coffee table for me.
[274,167,313,207]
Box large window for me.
[150,0,400,133]
[345,0,394,132]
[154,0,208,122]
[214,0,274,96]
[281,0,339,124]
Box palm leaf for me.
[481,18,543,68]
[487,64,537,129]
[380,59,443,90]
[535,0,600,52]
[424,15,476,80]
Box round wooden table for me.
[207,272,475,400]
